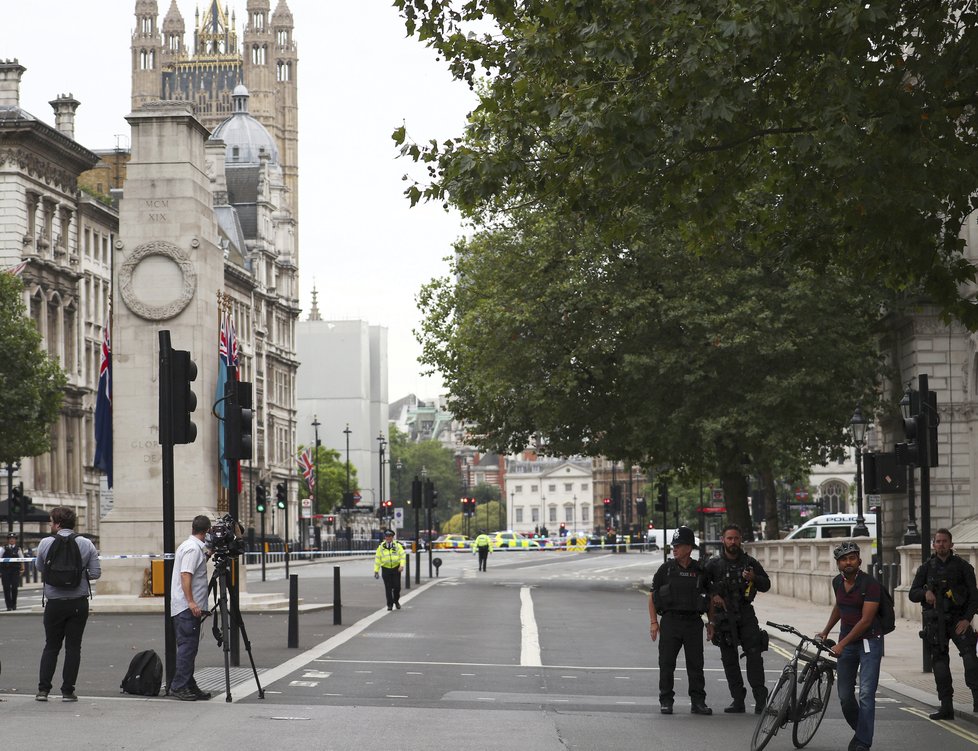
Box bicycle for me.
[750,621,837,751]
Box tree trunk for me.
[761,468,780,541]
[721,470,751,540]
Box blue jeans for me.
[172,610,202,691]
[836,637,883,748]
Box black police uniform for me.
[651,555,710,711]
[909,553,978,709]
[705,550,770,711]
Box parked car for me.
[432,534,473,551]
[783,514,877,541]
[491,531,539,550]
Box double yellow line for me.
[902,706,978,745]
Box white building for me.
[296,297,389,515]
[506,458,593,535]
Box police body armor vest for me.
[654,560,707,614]
[715,555,757,606]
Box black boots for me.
[929,699,954,720]
[755,688,769,714]
[660,704,673,714]
[724,700,746,714]
[690,702,713,715]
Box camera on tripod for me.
[205,513,244,567]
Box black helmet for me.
[671,526,698,548]
[833,540,860,560]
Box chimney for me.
[0,59,26,108]
[50,93,81,140]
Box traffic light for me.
[224,380,253,461]
[10,483,22,516]
[654,481,668,513]
[423,480,437,508]
[159,333,198,445]
[635,497,647,516]
[898,388,940,468]
[276,482,287,510]
[602,497,611,516]
[610,483,622,513]
[326,515,335,527]
[559,522,567,537]
[255,483,267,514]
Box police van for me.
[784,514,877,541]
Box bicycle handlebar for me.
[766,621,836,652]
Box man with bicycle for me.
[705,523,771,714]
[650,526,713,716]
[815,541,882,751]
[908,528,978,720]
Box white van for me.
[784,514,877,541]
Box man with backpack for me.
[1,532,25,610]
[34,506,100,702]
[816,540,883,751]
[909,527,978,720]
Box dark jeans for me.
[381,567,401,607]
[477,548,489,571]
[1,568,20,610]
[717,605,767,702]
[932,622,978,702]
[38,596,89,694]
[658,613,706,705]
[171,609,202,690]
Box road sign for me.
[301,498,312,508]
[353,492,362,503]
[394,507,404,528]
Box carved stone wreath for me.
[119,240,197,321]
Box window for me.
[531,508,539,523]
[564,483,573,492]
[548,484,556,493]
[549,507,557,523]
[530,484,538,493]
[819,480,847,514]
[581,483,589,491]
[515,508,523,523]
[277,30,289,46]
[792,527,817,540]
[514,485,522,493]
[564,506,573,522]
[582,506,589,522]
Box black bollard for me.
[333,565,342,625]
[287,574,299,648]
[404,555,411,590]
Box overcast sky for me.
[0,1,476,400]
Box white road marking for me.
[521,586,542,667]
[289,681,319,687]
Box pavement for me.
[757,588,978,726]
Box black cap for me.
[671,526,698,548]
[384,529,395,536]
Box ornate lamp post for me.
[312,415,321,542]
[850,405,870,537]
[378,432,387,526]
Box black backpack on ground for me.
[120,650,163,696]
[833,573,896,635]
[43,533,85,589]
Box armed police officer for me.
[909,528,978,720]
[705,523,771,714]
[649,526,712,716]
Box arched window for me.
[819,480,848,514]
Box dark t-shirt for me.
[835,571,882,639]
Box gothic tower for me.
[129,0,299,235]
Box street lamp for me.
[900,388,921,544]
[850,404,870,537]
[343,424,352,547]
[312,415,321,541]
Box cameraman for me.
[169,515,213,701]
[705,523,771,714]
[909,528,978,720]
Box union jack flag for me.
[219,313,239,373]
[298,449,315,493]
[6,260,28,277]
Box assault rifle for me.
[713,562,753,659]
[920,576,950,656]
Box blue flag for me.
[216,313,240,489]
[93,328,112,487]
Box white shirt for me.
[170,535,209,617]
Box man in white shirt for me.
[169,515,212,701]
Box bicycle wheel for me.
[792,663,834,748]
[751,669,795,751]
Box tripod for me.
[204,553,265,702]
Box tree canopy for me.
[387,425,465,516]
[0,272,66,466]
[417,208,887,531]
[297,444,358,514]
[394,1,978,326]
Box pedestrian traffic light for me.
[255,483,267,514]
[276,482,287,509]
[224,380,253,461]
[159,332,198,445]
[326,515,335,527]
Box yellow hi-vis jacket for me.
[374,541,406,573]
[474,533,492,550]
